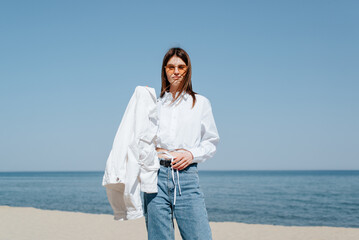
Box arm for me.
[187,99,220,163]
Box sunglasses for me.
[164,64,188,74]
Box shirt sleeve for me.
[187,99,220,163]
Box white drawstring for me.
[157,150,182,205]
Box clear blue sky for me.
[1,0,358,171]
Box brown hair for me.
[160,47,197,108]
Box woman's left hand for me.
[170,149,194,170]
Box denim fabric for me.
[143,159,212,240]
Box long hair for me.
[160,47,197,108]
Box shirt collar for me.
[162,91,189,102]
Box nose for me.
[174,67,180,75]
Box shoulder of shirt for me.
[134,85,157,99]
[193,93,211,105]
[134,85,154,93]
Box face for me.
[165,56,187,88]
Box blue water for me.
[1,171,358,228]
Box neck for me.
[169,85,179,97]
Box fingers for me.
[171,158,184,168]
[168,151,193,170]
[171,156,183,165]
[177,161,189,170]
[172,159,189,170]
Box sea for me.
[1,170,358,228]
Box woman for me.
[143,47,220,240]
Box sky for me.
[0,0,358,171]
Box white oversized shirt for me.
[102,86,160,220]
[155,91,220,163]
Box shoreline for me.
[1,205,357,229]
[1,206,359,240]
[1,205,358,229]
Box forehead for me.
[167,56,186,65]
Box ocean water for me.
[0,170,358,228]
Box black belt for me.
[159,159,172,167]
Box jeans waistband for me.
[158,158,198,169]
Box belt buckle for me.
[165,161,171,167]
[160,159,172,167]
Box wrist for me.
[187,151,194,161]
[182,149,194,161]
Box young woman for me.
[143,47,220,240]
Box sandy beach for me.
[0,206,358,240]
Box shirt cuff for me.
[187,147,203,163]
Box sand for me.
[1,206,358,240]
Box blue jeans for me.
[143,160,212,240]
